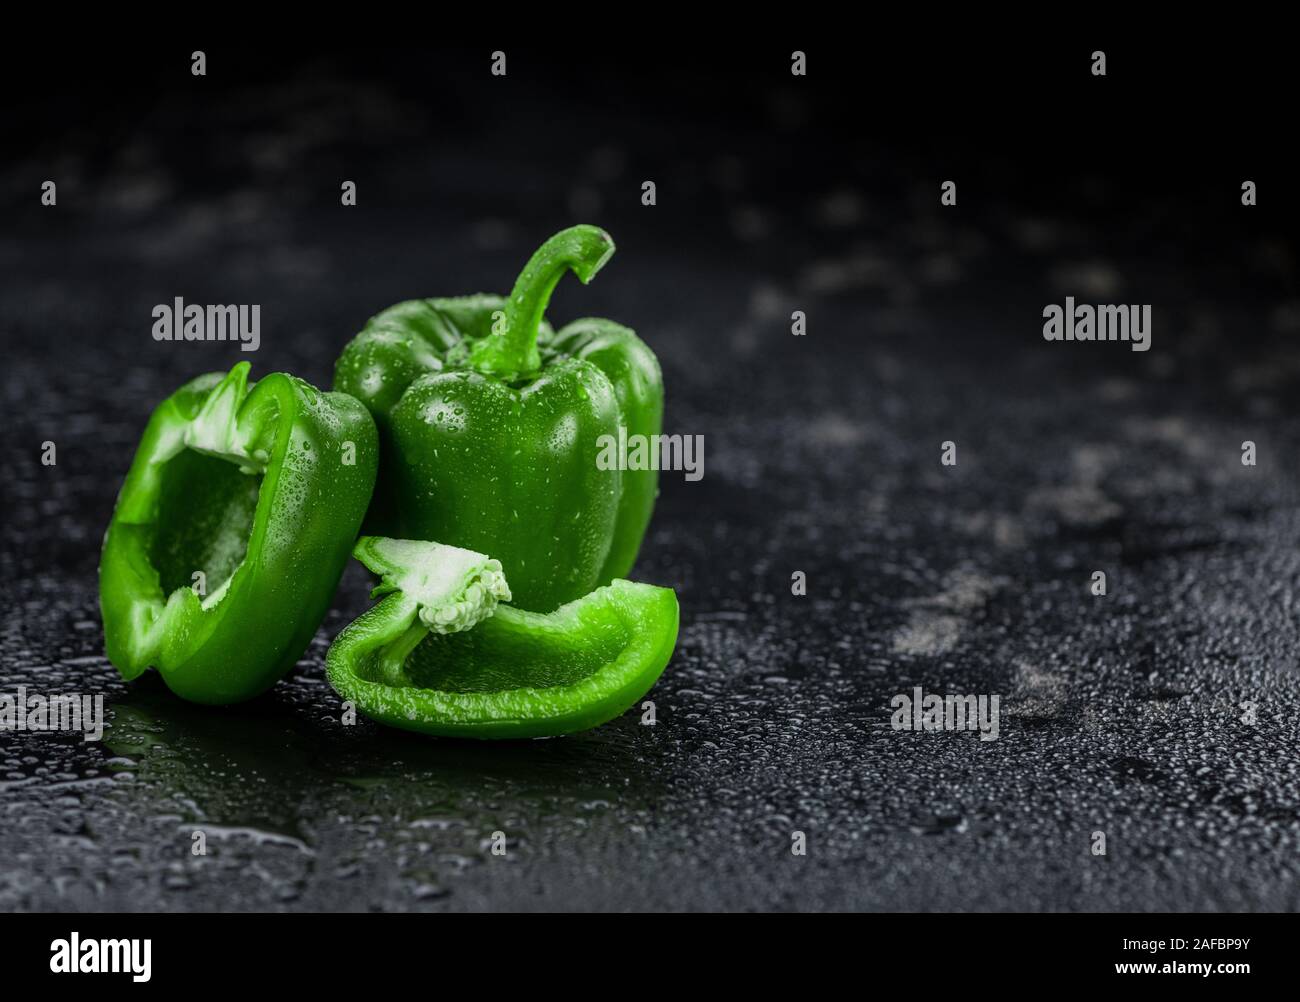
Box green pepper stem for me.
[468,225,615,380]
[375,620,427,688]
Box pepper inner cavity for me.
[149,448,262,604]
[363,602,632,693]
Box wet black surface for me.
[2,46,1299,911]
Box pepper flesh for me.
[99,362,378,704]
[326,537,679,738]
[333,225,664,613]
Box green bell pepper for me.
[326,536,679,739]
[333,225,664,612]
[100,362,378,704]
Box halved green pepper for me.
[326,537,679,738]
[99,362,378,704]
[333,225,664,613]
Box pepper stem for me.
[468,225,615,380]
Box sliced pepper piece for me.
[99,362,378,704]
[333,225,664,613]
[326,536,679,739]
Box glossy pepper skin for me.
[333,225,663,613]
[99,362,378,704]
[326,537,679,739]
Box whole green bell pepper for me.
[100,362,378,704]
[326,536,679,738]
[333,225,664,612]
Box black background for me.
[2,34,1299,914]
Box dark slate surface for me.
[2,47,1299,911]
